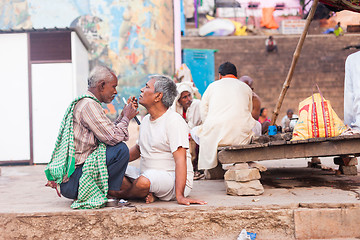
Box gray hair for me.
[151,75,178,108]
[88,65,116,88]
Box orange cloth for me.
[260,8,279,29]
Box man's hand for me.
[123,96,139,120]
[118,96,138,120]
[127,96,138,109]
[177,195,207,206]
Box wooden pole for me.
[271,0,319,125]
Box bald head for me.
[239,75,254,89]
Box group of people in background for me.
[171,63,299,181]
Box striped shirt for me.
[73,91,129,166]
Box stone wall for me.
[182,34,360,121]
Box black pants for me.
[60,142,129,199]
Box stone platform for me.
[1,158,360,239]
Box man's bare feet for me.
[145,192,157,204]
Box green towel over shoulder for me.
[45,94,108,209]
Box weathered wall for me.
[0,0,174,115]
[182,34,360,121]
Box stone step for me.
[2,204,360,239]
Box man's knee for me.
[114,142,129,158]
[135,176,151,191]
[107,142,130,163]
[60,184,78,199]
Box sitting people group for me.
[45,62,271,208]
[47,49,360,208]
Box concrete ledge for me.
[1,205,360,239]
[294,208,360,239]
[0,207,295,239]
[1,162,359,239]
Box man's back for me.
[252,92,261,120]
[201,77,254,125]
[197,77,256,169]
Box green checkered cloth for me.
[45,94,109,209]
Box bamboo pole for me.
[271,0,319,125]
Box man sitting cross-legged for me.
[117,75,207,206]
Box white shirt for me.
[138,109,194,185]
[172,99,202,129]
[281,114,298,130]
[344,51,360,131]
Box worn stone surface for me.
[0,208,295,240]
[224,168,261,182]
[1,159,360,239]
[294,208,360,239]
[225,180,264,196]
[248,162,267,172]
[334,157,358,166]
[347,157,358,166]
[218,137,360,164]
[229,163,249,170]
[340,165,358,175]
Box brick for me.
[334,157,358,166]
[248,162,267,172]
[225,180,264,196]
[224,168,261,182]
[228,163,249,170]
[347,157,358,166]
[339,165,358,175]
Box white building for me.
[0,28,90,165]
[216,0,303,18]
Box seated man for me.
[120,75,206,205]
[171,82,203,179]
[240,75,262,136]
[281,109,298,132]
[192,62,257,171]
[45,66,138,209]
[239,75,261,120]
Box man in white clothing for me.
[119,75,206,206]
[192,62,257,170]
[172,82,203,179]
[344,51,360,131]
[281,109,298,132]
[172,82,202,129]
